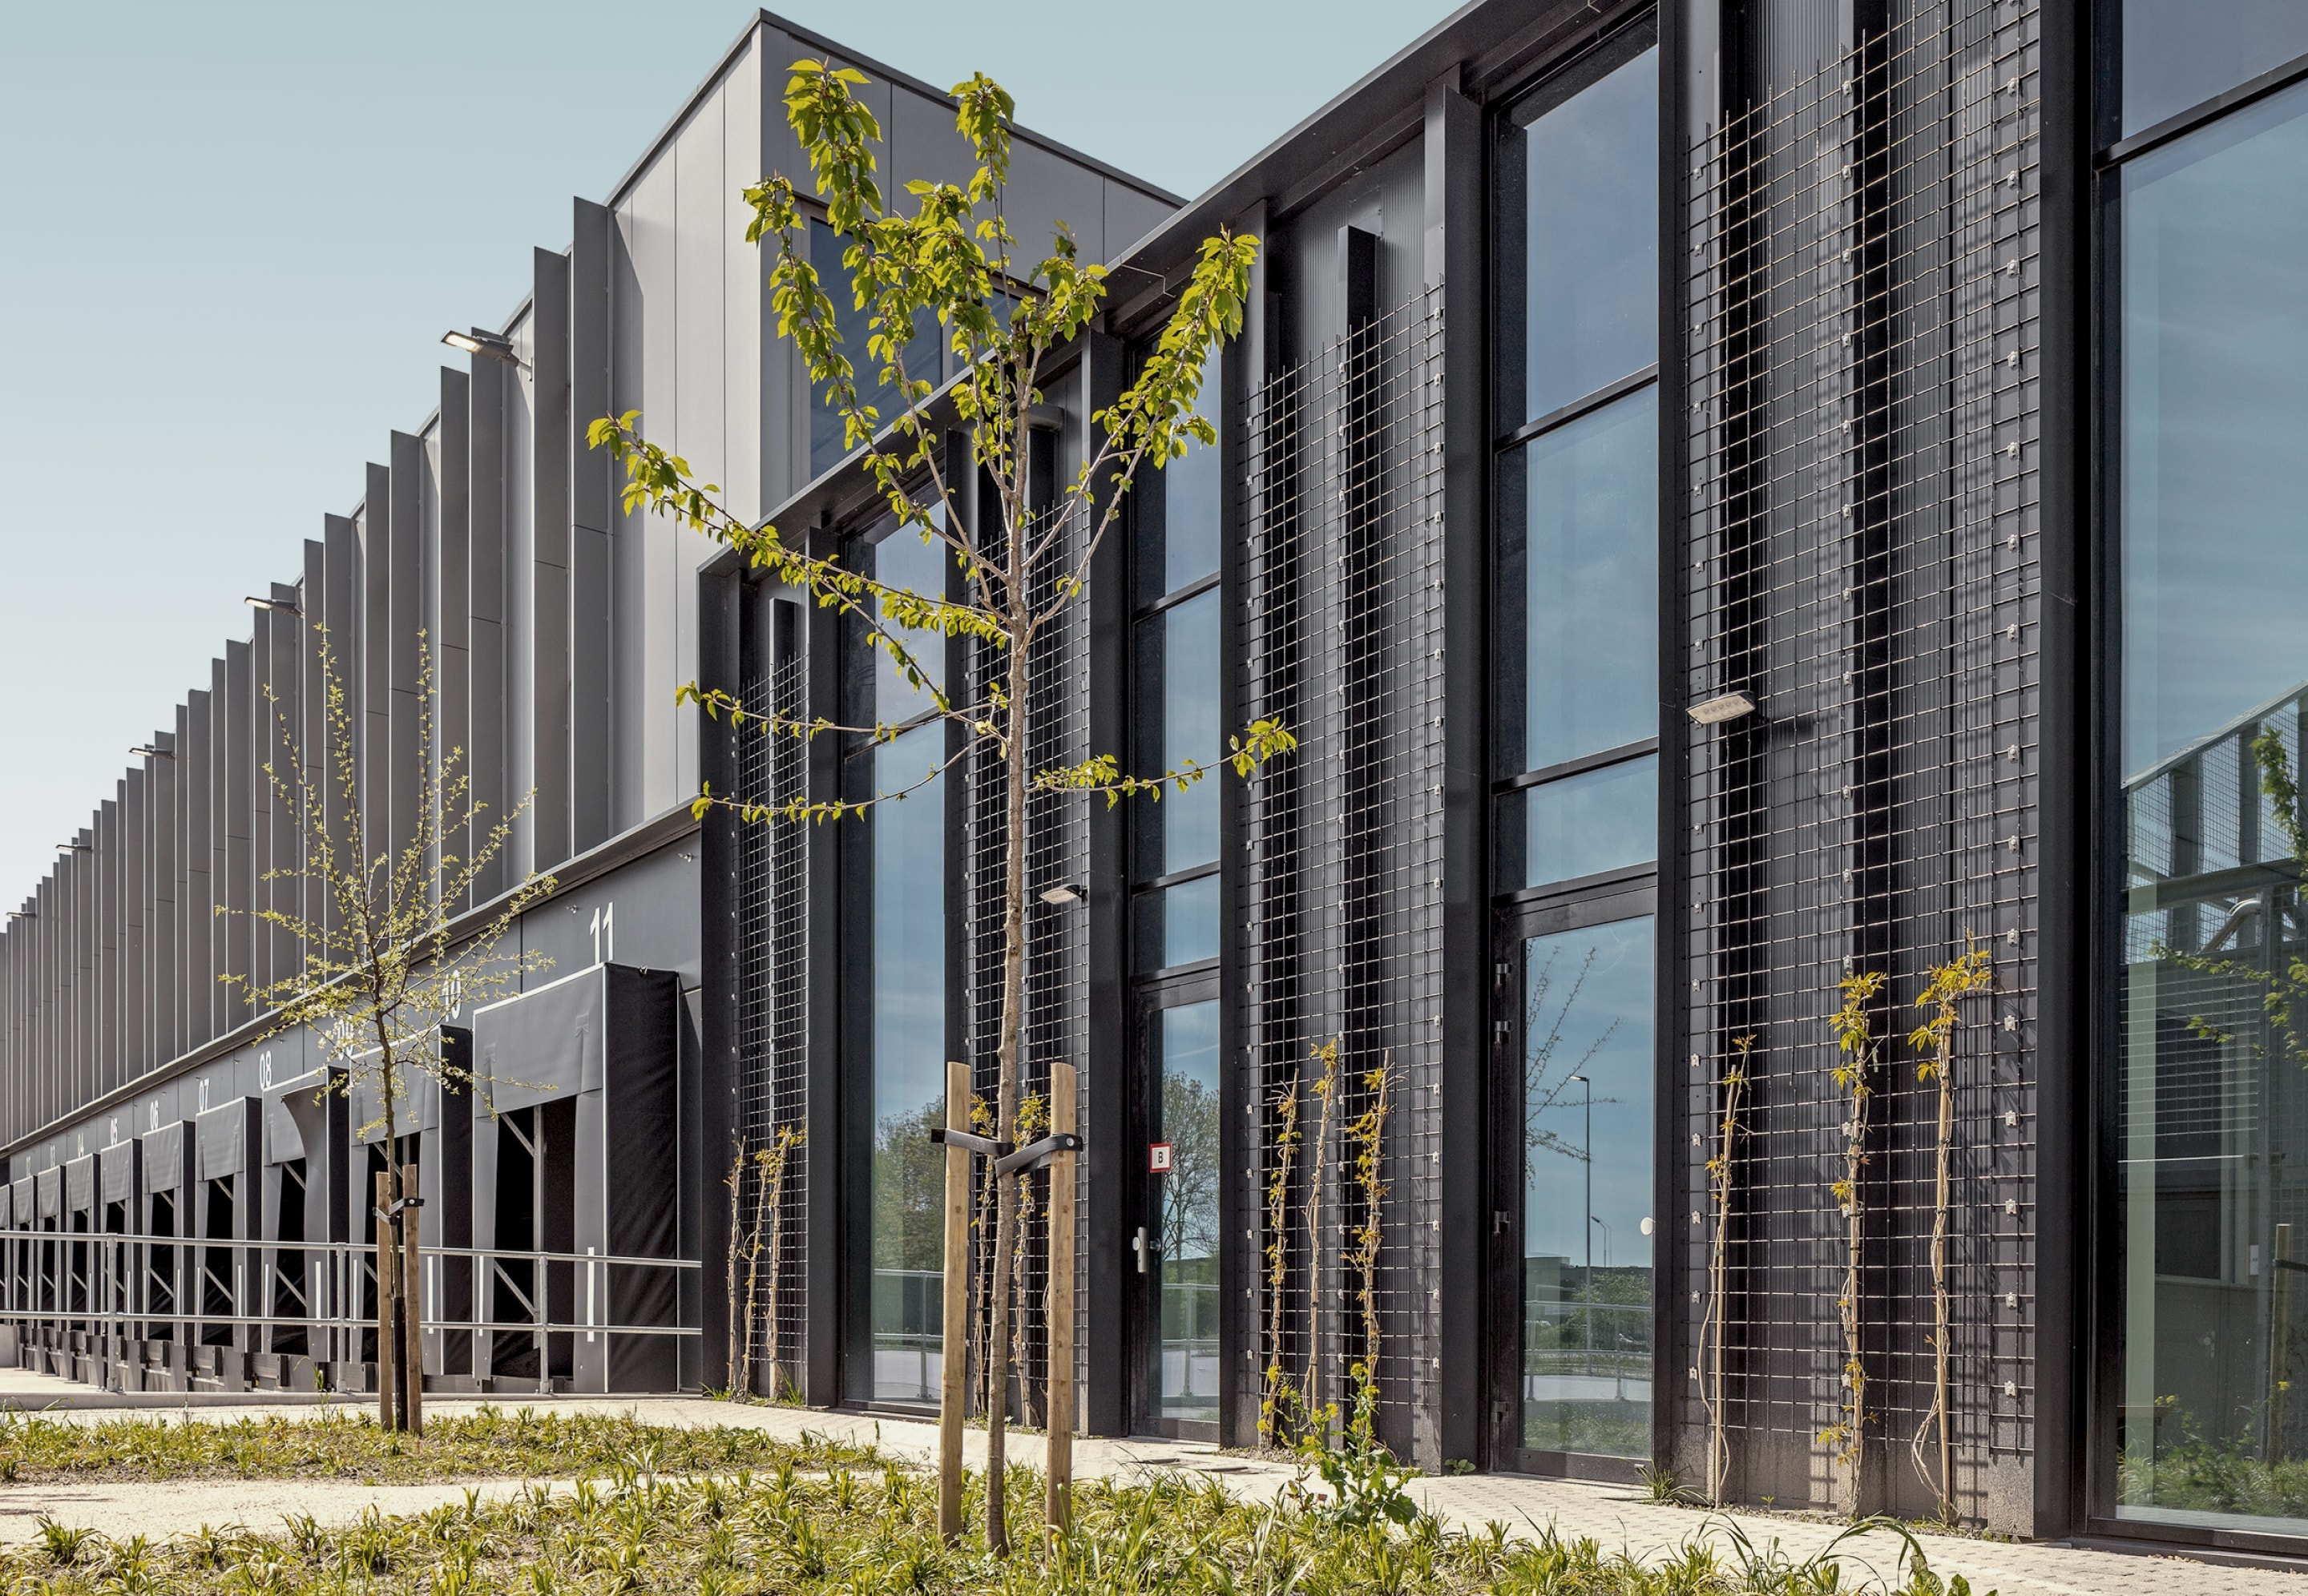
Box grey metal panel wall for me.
[170,705,190,1059]
[438,372,474,912]
[390,435,424,875]
[532,248,575,869]
[265,591,302,990]
[572,199,615,853]
[469,355,510,904]
[669,110,721,812]
[249,609,276,1001]
[184,686,212,1051]
[146,734,176,1072]
[300,539,327,968]
[362,470,390,869]
[615,158,678,827]
[223,642,252,1036]
[123,769,147,1094]
[208,657,230,1042]
[99,796,119,1094]
[321,517,357,945]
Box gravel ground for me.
[4,1368,2307,1593]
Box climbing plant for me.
[1907,936,1992,1523]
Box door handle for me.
[1132,1227,1148,1276]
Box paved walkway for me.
[0,1367,2301,1593]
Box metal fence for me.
[0,1225,697,1392]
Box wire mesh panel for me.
[736,653,810,1393]
[1679,0,2040,1522]
[963,459,1091,1427]
[1237,286,1448,1462]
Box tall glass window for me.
[1493,18,1659,1473]
[2109,2,2308,139]
[1519,916,1655,1457]
[1132,352,1222,973]
[2112,71,2308,1534]
[1493,26,1660,899]
[811,220,944,480]
[1151,998,1221,1426]
[845,521,951,1405]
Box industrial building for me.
[7,0,2308,1561]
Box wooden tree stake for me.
[401,1163,423,1437]
[1045,1061,1077,1538]
[938,1060,970,1543]
[373,1170,395,1431]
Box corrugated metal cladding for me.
[0,13,1175,1166]
[1678,0,2043,1526]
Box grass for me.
[0,1405,870,1485]
[0,1416,1999,1594]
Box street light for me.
[442,327,525,369]
[1568,1072,1592,1374]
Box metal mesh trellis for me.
[1680,0,2041,1521]
[736,653,810,1393]
[962,467,1091,1428]
[1237,285,1448,1463]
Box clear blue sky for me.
[0,0,1462,904]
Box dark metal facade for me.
[1236,286,1451,1462]
[1675,0,2045,1524]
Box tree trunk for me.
[985,627,1029,1556]
[374,1169,396,1430]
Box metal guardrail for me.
[0,1226,700,1356]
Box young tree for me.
[221,632,554,1432]
[594,62,1281,1550]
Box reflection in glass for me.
[1134,873,1220,973]
[1497,389,1660,776]
[1498,34,1658,426]
[810,220,942,478]
[2120,82,2308,776]
[1135,590,1221,877]
[2117,81,2308,1530]
[1152,1000,1221,1426]
[858,522,949,731]
[1134,351,1222,606]
[1521,917,1653,1457]
[868,729,946,1405]
[2118,1,2308,139]
[1497,757,1658,891]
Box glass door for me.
[1504,901,1656,1476]
[1137,983,1221,1438]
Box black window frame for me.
[2085,0,2308,1558]
[1484,3,1666,1484]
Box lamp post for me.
[1569,1073,1591,1374]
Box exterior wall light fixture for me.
[243,595,301,614]
[128,744,171,759]
[443,327,525,369]
[1039,883,1086,905]
[1688,691,1758,727]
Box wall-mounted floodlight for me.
[55,840,90,853]
[1039,883,1086,906]
[244,595,301,614]
[1688,691,1759,727]
[443,327,524,368]
[128,744,171,759]
[6,910,34,922]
